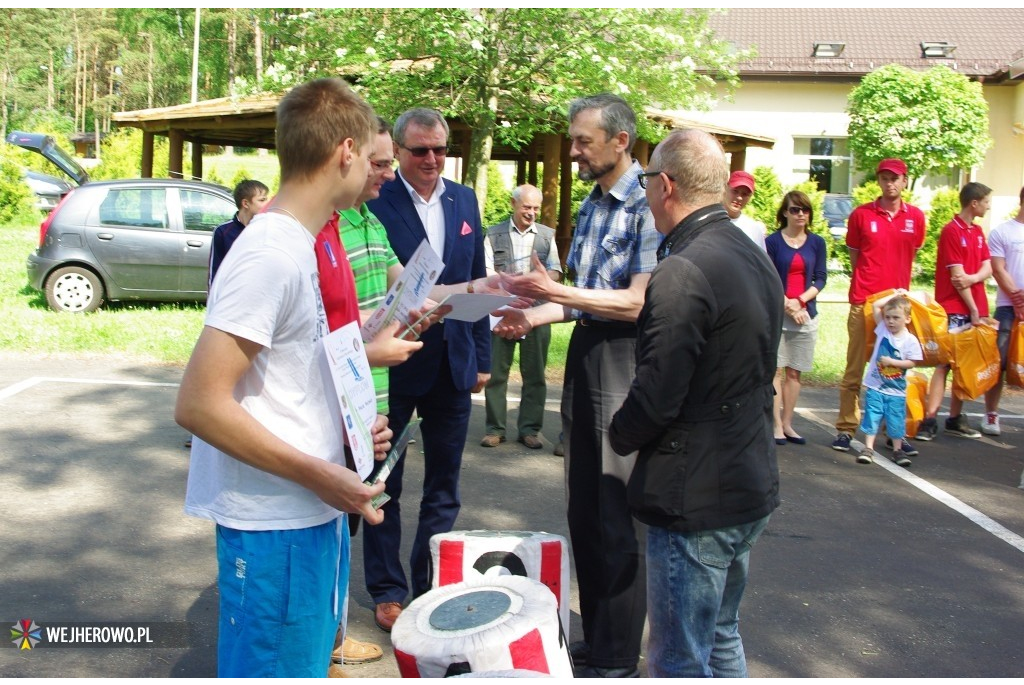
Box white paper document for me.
[320,321,378,479]
[360,239,444,342]
[440,293,517,322]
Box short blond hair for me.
[276,78,376,183]
[884,295,912,318]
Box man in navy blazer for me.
[364,107,491,632]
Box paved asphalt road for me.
[1,352,1022,678]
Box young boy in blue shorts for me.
[858,291,923,467]
[175,78,390,677]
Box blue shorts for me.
[216,517,349,677]
[860,387,906,439]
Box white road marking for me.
[0,376,180,402]
[799,407,1024,555]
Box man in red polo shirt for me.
[917,182,994,440]
[833,158,926,455]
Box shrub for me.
[89,128,177,180]
[205,167,224,186]
[230,168,253,189]
[0,152,35,225]
[749,166,783,230]
[920,188,959,281]
[483,162,511,228]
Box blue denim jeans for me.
[646,515,770,677]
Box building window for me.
[793,137,851,194]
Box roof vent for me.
[813,42,845,58]
[921,41,956,58]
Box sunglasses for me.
[400,145,448,158]
[787,206,810,215]
[370,159,395,172]
[638,170,676,189]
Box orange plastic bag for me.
[904,371,929,438]
[1006,321,1024,388]
[950,324,1000,400]
[863,290,950,366]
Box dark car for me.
[823,193,854,240]
[23,169,75,214]
[7,131,236,313]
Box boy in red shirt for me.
[917,182,994,440]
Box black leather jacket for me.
[609,205,783,532]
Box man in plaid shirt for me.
[495,93,660,678]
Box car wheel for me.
[44,266,105,313]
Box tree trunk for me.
[47,51,54,110]
[465,76,500,217]
[147,37,154,108]
[1,68,9,140]
[254,13,263,83]
[228,12,237,96]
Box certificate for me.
[320,321,378,479]
[361,239,444,342]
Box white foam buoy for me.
[391,576,573,678]
[429,530,570,636]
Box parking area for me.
[1,351,1023,677]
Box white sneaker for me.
[982,412,1001,436]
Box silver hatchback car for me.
[8,131,236,313]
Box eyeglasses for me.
[399,145,448,158]
[786,206,811,215]
[638,170,675,189]
[370,159,395,172]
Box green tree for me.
[749,166,783,230]
[262,8,745,212]
[847,64,991,187]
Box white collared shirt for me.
[400,173,447,258]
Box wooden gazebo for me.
[112,94,774,251]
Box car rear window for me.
[97,188,169,229]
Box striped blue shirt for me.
[566,161,660,321]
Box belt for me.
[575,318,637,330]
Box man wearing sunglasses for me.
[832,158,925,454]
[363,107,491,634]
[495,93,661,678]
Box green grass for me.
[0,222,205,365]
[4,216,931,385]
[203,152,279,191]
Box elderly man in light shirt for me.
[481,184,562,450]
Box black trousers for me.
[562,323,647,669]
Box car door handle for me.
[186,240,204,248]
[97,233,114,240]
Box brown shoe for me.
[553,441,565,457]
[480,434,506,448]
[332,636,384,664]
[328,663,352,678]
[518,435,543,449]
[374,601,403,632]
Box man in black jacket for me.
[609,129,783,678]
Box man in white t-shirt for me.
[984,185,1024,436]
[175,79,404,677]
[725,170,767,251]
